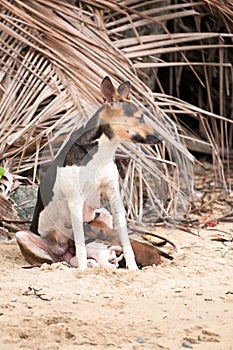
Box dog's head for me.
[100,76,163,145]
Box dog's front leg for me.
[69,200,87,270]
[107,185,138,270]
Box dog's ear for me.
[118,81,131,100]
[101,76,117,102]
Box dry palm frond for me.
[106,0,233,189]
[0,0,232,223]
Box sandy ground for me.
[0,224,233,350]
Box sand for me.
[0,223,232,350]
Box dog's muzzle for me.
[132,133,163,145]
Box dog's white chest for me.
[56,142,119,206]
[54,135,118,207]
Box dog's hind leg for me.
[16,231,55,265]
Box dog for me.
[16,77,163,270]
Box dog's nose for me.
[145,133,163,144]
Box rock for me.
[182,341,193,348]
[136,337,146,344]
[11,185,38,222]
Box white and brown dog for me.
[16,77,163,270]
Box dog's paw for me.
[87,258,100,268]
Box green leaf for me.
[0,167,5,179]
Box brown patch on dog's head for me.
[99,102,162,144]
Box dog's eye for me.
[138,115,145,124]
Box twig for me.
[0,218,32,224]
[204,228,233,239]
[22,286,53,301]
[217,210,233,222]
[221,246,233,258]
[129,224,177,251]
[176,224,200,236]
[22,264,42,269]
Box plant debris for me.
[22,286,53,301]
